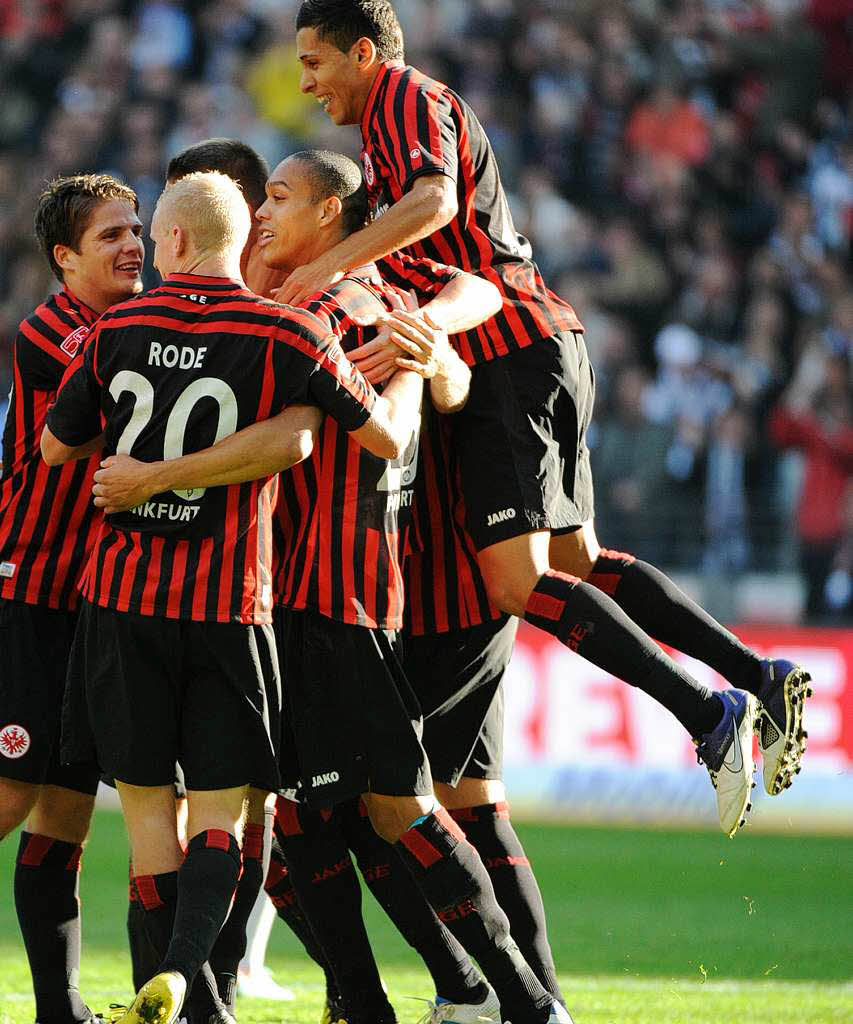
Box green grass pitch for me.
[1,812,851,1023]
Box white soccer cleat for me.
[416,987,501,1024]
[546,1000,575,1024]
[236,965,296,1001]
[695,689,759,838]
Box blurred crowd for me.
[1,0,851,619]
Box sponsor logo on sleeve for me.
[60,326,89,359]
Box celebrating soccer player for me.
[279,0,812,847]
[0,174,143,1024]
[41,170,419,1024]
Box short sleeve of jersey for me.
[375,76,458,194]
[15,328,66,393]
[378,251,461,305]
[274,314,376,433]
[45,330,103,446]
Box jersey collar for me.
[360,61,400,139]
[159,273,250,295]
[61,287,99,326]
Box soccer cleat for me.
[546,1000,575,1024]
[236,964,295,1001]
[114,972,187,1024]
[695,689,759,838]
[416,987,500,1024]
[320,995,347,1024]
[756,659,812,796]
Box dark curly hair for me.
[296,0,404,62]
[35,174,139,282]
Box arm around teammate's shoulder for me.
[351,367,424,461]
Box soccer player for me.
[163,137,297,1015]
[279,0,811,838]
[91,152,573,1024]
[41,170,420,1024]
[0,173,144,1024]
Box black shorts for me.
[62,601,281,793]
[405,616,518,786]
[455,331,595,549]
[0,599,99,795]
[276,607,433,808]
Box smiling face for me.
[255,157,341,274]
[296,27,376,126]
[57,198,144,311]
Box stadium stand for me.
[0,0,850,618]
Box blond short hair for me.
[155,170,250,258]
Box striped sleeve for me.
[274,316,376,432]
[378,251,461,304]
[375,74,458,193]
[45,329,102,446]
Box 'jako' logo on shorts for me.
[311,771,340,787]
[487,508,517,527]
[0,724,31,759]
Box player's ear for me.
[320,195,343,226]
[172,224,186,258]
[53,244,76,275]
[353,36,377,69]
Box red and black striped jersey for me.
[403,406,502,636]
[0,289,100,611]
[46,274,375,625]
[275,261,449,630]
[360,62,584,367]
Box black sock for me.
[265,836,340,1006]
[274,800,392,1021]
[450,803,563,1004]
[14,833,90,1024]
[128,866,160,991]
[135,870,179,969]
[135,867,231,1024]
[159,830,241,991]
[589,551,763,693]
[524,570,722,737]
[395,810,552,1022]
[337,798,486,1005]
[209,822,265,1013]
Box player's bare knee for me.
[481,575,530,618]
[436,777,505,810]
[550,520,600,580]
[0,780,39,838]
[27,785,95,844]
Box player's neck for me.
[173,252,245,285]
[61,276,122,317]
[357,61,396,120]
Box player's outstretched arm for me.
[92,405,322,514]
[277,175,457,305]
[40,428,103,466]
